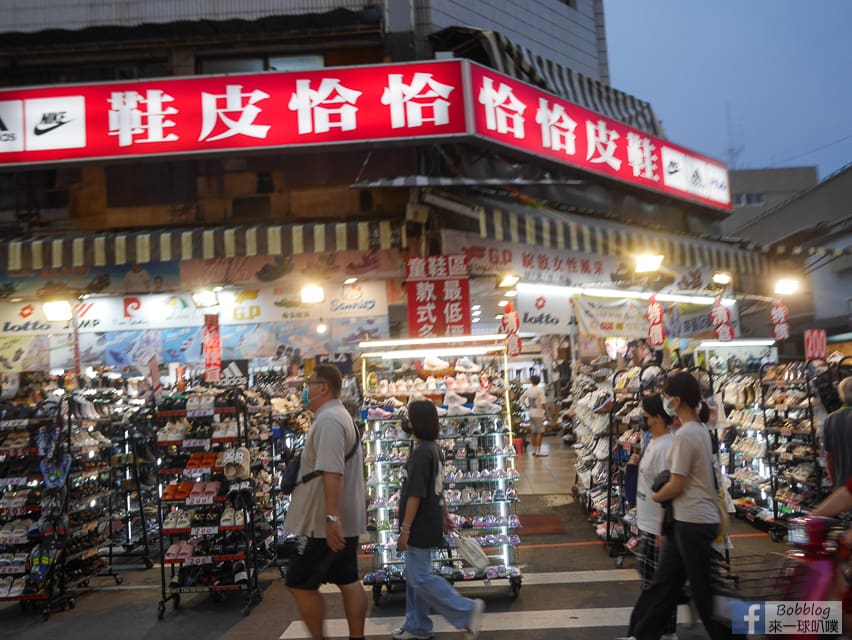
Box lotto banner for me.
[203,314,221,382]
[406,255,471,338]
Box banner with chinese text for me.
[575,295,738,340]
[203,314,222,382]
[406,255,471,338]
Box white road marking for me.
[279,605,694,638]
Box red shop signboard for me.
[0,60,730,211]
[406,255,471,338]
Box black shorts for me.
[285,536,360,590]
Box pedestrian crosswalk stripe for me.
[279,605,694,638]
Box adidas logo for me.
[0,115,16,143]
[221,361,248,384]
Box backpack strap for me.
[299,422,361,485]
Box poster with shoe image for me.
[102,330,163,368]
[330,316,389,352]
[0,335,48,372]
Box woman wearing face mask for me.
[633,395,676,640]
[623,372,736,640]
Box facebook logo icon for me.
[732,601,765,634]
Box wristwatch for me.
[325,514,339,524]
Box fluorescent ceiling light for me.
[192,289,219,308]
[712,272,732,285]
[635,254,664,273]
[300,284,325,304]
[698,339,776,348]
[517,283,582,295]
[359,334,506,349]
[472,317,481,323]
[504,290,518,298]
[498,274,520,288]
[471,305,482,311]
[343,277,358,285]
[494,314,503,320]
[497,300,509,307]
[362,346,505,360]
[774,279,800,295]
[43,300,72,322]
[472,309,482,316]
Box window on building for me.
[198,54,324,75]
[106,162,197,207]
[559,0,578,9]
[746,193,765,206]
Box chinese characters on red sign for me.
[709,295,735,342]
[501,303,522,357]
[467,65,730,210]
[203,314,222,382]
[0,60,730,211]
[0,61,466,164]
[646,295,666,347]
[406,255,471,338]
[769,301,790,343]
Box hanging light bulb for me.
[316,319,328,334]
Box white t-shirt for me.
[668,421,719,524]
[520,385,547,418]
[636,432,673,535]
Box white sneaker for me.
[391,628,434,640]
[423,355,450,371]
[447,404,473,415]
[444,390,466,406]
[455,357,482,373]
[465,598,485,639]
[455,373,470,393]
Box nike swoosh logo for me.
[33,120,70,136]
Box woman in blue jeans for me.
[393,400,485,640]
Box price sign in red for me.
[804,329,827,361]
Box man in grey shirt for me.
[824,377,852,488]
[285,364,367,640]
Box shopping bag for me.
[452,532,490,570]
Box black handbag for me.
[651,470,674,534]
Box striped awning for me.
[1,219,406,273]
[432,194,767,275]
[476,30,663,138]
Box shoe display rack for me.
[0,395,75,618]
[358,337,523,604]
[759,361,828,541]
[105,403,157,571]
[153,387,263,618]
[715,374,774,529]
[571,362,667,565]
[247,377,310,577]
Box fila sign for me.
[0,60,730,210]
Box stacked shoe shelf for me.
[759,361,829,542]
[359,342,523,604]
[571,362,665,563]
[105,403,157,570]
[153,388,263,618]
[252,377,310,576]
[0,397,71,617]
[715,374,774,529]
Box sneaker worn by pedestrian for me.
[391,628,434,640]
[465,598,485,639]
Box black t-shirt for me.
[825,406,852,488]
[400,440,445,548]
